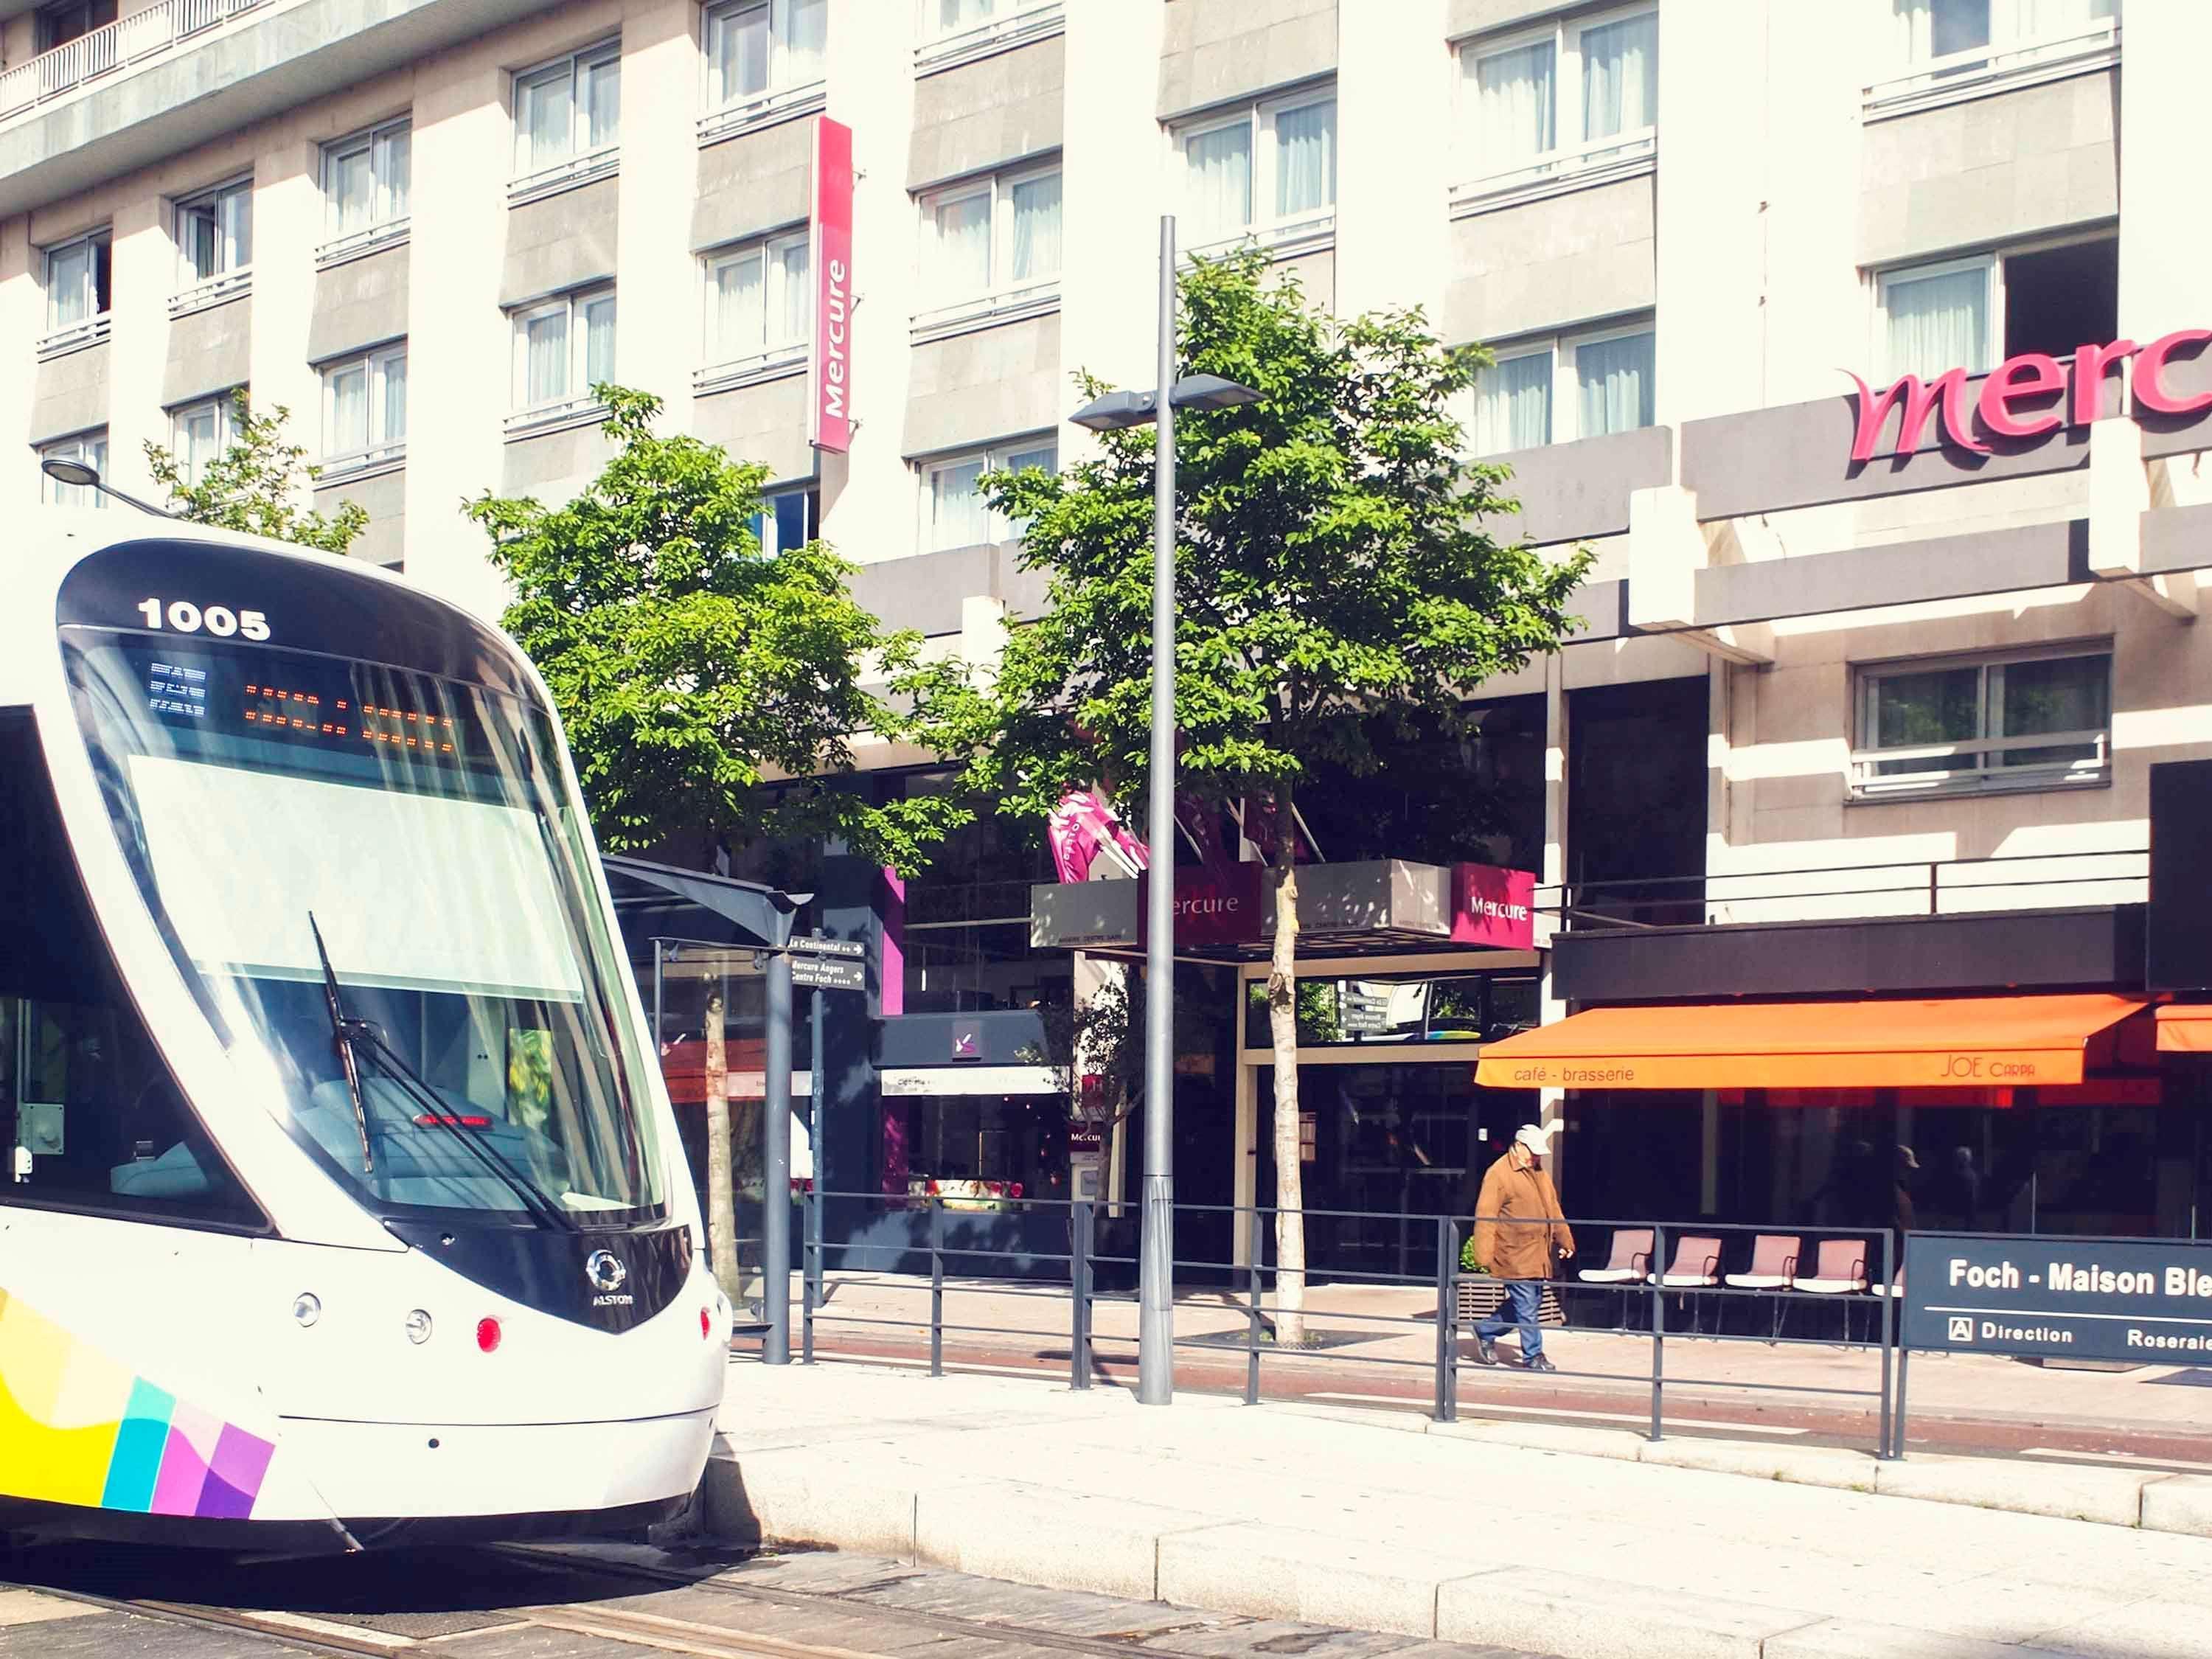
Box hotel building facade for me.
[8,0,2212,1268]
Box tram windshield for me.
[61,631,667,1224]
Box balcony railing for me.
[1847,728,2110,801]
[1863,17,2120,117]
[1541,846,2149,936]
[0,0,267,122]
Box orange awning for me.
[2157,1005,2212,1054]
[1474,993,2149,1091]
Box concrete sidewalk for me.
[709,1357,2212,1659]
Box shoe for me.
[1472,1336,1498,1366]
[1525,1352,1557,1374]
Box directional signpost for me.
[786,934,865,1365]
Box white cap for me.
[1513,1124,1551,1156]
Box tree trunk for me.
[1267,786,1307,1347]
[704,990,742,1304]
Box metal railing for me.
[1540,845,2147,933]
[0,0,267,122]
[1846,728,2109,799]
[777,1189,1904,1455]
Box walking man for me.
[1471,1124,1574,1372]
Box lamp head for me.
[1068,389,1159,432]
[1169,373,1264,411]
[40,456,101,490]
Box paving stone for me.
[1436,1571,1821,1659]
[2141,1474,2212,1539]
[1159,1523,1492,1638]
[1638,1436,1878,1492]
[915,1484,1226,1602]
[0,1597,95,1631]
[1874,1454,2157,1527]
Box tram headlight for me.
[405,1309,434,1345]
[292,1293,321,1328]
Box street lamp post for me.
[1069,215,1260,1407]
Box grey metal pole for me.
[1137,212,1179,1408]
[763,947,794,1363]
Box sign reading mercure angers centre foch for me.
[1903,1232,2212,1363]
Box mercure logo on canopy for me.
[1846,329,2212,462]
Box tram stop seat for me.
[1724,1234,1801,1339]
[1790,1238,1871,1342]
[1656,1234,1724,1332]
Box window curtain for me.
[938,0,991,28]
[2015,0,2114,38]
[585,296,617,387]
[1885,265,1989,376]
[49,242,88,327]
[1575,332,1655,437]
[714,5,768,101]
[1474,351,1552,453]
[1183,122,1252,243]
[581,58,619,150]
[1895,0,1992,60]
[1471,39,1555,170]
[179,409,218,485]
[1275,100,1336,217]
[333,147,372,235]
[716,252,765,354]
[998,443,1054,538]
[931,192,992,298]
[1011,173,1062,282]
[220,187,251,271]
[931,459,989,550]
[381,128,411,221]
[521,71,571,168]
[782,0,826,83]
[1582,13,1657,142]
[330,365,368,455]
[775,239,811,343]
[380,355,407,446]
[525,311,568,404]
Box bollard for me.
[1245,1206,1264,1406]
[1433,1217,1458,1424]
[1648,1222,1666,1442]
[929,1195,945,1379]
[1071,1200,1093,1391]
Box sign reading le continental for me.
[1903,1233,2212,1363]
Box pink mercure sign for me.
[1847,329,2212,462]
[810,116,853,453]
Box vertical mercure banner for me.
[811,116,854,453]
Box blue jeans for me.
[1475,1279,1545,1359]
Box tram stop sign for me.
[1903,1232,2212,1363]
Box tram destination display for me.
[1903,1232,2212,1362]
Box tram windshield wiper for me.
[305,913,577,1232]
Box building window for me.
[706,0,825,107]
[175,177,251,289]
[36,0,114,52]
[916,161,1061,332]
[753,484,818,557]
[170,394,240,488]
[41,228,111,343]
[920,438,1054,552]
[706,229,810,370]
[1852,647,2111,799]
[1175,88,1335,252]
[323,117,411,248]
[1458,6,1655,197]
[38,430,108,507]
[514,40,621,179]
[512,285,616,417]
[1468,321,1654,454]
[1891,0,2115,66]
[1876,237,2116,379]
[917,0,1064,68]
[321,344,407,472]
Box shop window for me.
[0,714,260,1228]
[1853,645,2110,799]
[1876,237,2116,380]
[894,1092,1070,1205]
[1242,973,1537,1050]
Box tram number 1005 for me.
[136,597,271,641]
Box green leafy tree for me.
[470,386,973,1301]
[957,251,1590,1343]
[144,389,367,554]
[466,386,973,869]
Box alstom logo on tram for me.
[1,509,730,1549]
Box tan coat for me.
[1472,1153,1575,1281]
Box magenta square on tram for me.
[197,1425,276,1518]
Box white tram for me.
[0,509,729,1549]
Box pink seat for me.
[1790,1239,1868,1294]
[1657,1235,1722,1287]
[1725,1234,1801,1290]
[1577,1227,1653,1285]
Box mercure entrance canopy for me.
[1474,993,2150,1091]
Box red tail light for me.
[700,1307,713,1339]
[476,1318,502,1353]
